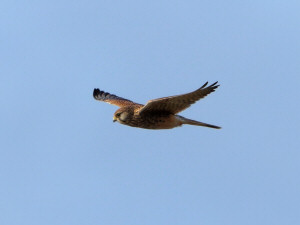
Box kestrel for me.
[93,82,221,129]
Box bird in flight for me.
[93,82,221,129]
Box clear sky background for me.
[1,1,300,225]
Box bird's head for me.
[113,107,132,124]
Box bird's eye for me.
[116,113,121,117]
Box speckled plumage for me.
[93,82,221,129]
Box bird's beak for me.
[113,116,117,122]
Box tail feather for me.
[177,116,221,129]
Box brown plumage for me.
[93,82,221,129]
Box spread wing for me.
[138,82,219,115]
[93,89,136,107]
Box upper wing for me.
[138,82,220,115]
[93,89,136,107]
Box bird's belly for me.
[128,114,182,129]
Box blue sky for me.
[1,1,300,225]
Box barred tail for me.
[177,116,221,129]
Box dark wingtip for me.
[210,81,219,86]
[200,81,220,90]
[200,81,209,89]
[93,88,100,99]
[210,81,220,90]
[93,88,108,100]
